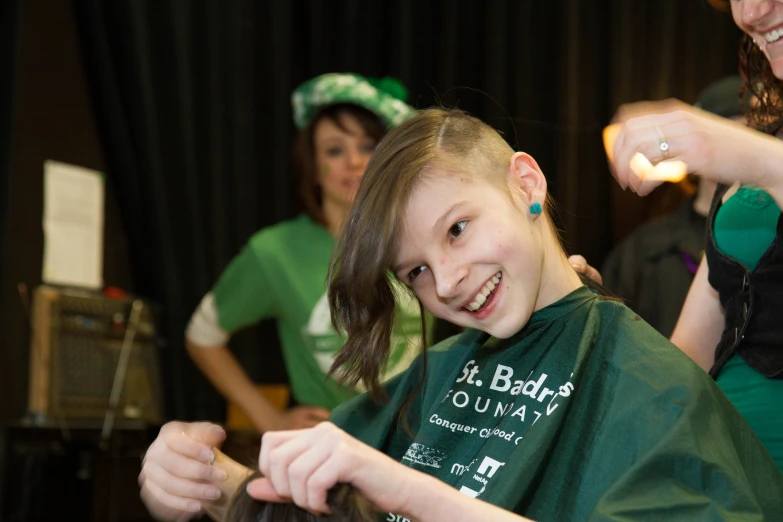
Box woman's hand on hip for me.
[278,405,331,430]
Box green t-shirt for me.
[212,215,425,409]
[332,287,783,521]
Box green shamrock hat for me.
[291,73,416,129]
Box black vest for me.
[706,184,783,379]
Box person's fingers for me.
[583,264,603,285]
[635,125,692,196]
[265,433,316,500]
[156,435,214,466]
[568,255,603,284]
[611,125,629,189]
[183,422,227,448]
[613,125,651,192]
[622,130,672,194]
[143,460,222,501]
[612,100,686,126]
[611,108,692,191]
[155,422,225,465]
[304,456,343,515]
[627,152,653,194]
[141,480,203,516]
[259,430,306,478]
[568,255,587,273]
[155,447,227,482]
[287,446,332,511]
[246,477,288,502]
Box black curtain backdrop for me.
[0,1,20,314]
[0,0,21,423]
[71,0,741,422]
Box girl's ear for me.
[508,152,548,212]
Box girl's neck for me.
[322,198,351,237]
[534,233,584,312]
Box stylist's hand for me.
[248,422,417,516]
[569,255,603,285]
[610,99,780,196]
[139,421,228,521]
[274,406,331,431]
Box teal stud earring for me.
[530,202,542,215]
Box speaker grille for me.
[29,286,163,422]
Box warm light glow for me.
[602,123,622,163]
[629,152,687,183]
[604,123,688,184]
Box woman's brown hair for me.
[226,472,376,522]
[293,104,387,227]
[708,0,783,133]
[327,108,556,399]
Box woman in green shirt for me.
[184,73,426,433]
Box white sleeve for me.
[185,292,231,347]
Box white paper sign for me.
[42,160,104,289]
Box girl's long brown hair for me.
[327,108,527,400]
[709,0,783,133]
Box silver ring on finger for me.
[656,126,670,160]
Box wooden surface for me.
[225,384,290,430]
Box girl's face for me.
[731,0,783,79]
[393,157,550,339]
[313,113,378,209]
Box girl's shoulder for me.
[589,296,676,349]
[585,297,713,387]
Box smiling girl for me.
[140,108,783,522]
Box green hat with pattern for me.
[291,73,416,130]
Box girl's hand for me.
[610,99,782,197]
[247,422,415,516]
[139,421,229,521]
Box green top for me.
[713,186,780,271]
[332,287,783,520]
[712,186,783,472]
[212,214,426,409]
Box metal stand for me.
[101,300,144,448]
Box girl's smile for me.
[462,271,502,318]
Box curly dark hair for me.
[708,0,783,134]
